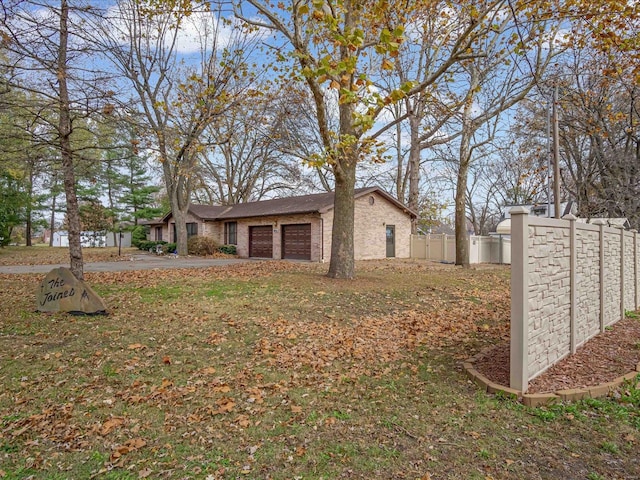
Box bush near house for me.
[135,237,233,256]
[218,244,237,255]
[131,225,149,248]
[187,235,219,256]
[136,240,167,252]
[160,242,177,254]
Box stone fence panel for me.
[510,208,639,392]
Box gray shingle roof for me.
[189,204,232,220]
[216,190,339,219]
[165,186,416,222]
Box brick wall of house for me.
[164,212,208,243]
[320,209,333,262]
[157,191,412,262]
[233,214,323,260]
[205,222,223,242]
[353,191,412,260]
[320,192,412,262]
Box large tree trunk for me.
[25,209,32,246]
[455,110,473,268]
[171,203,189,254]
[328,100,357,279]
[162,158,190,256]
[58,0,84,279]
[454,155,470,268]
[407,114,421,234]
[25,159,33,246]
[394,103,405,203]
[328,158,356,279]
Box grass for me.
[0,248,639,479]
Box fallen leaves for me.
[251,286,509,376]
[0,260,514,478]
[208,397,236,415]
[109,437,147,465]
[138,467,153,478]
[100,416,125,435]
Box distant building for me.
[501,201,576,220]
[50,231,131,248]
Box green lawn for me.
[0,258,638,479]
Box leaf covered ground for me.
[0,251,639,479]
[0,246,141,266]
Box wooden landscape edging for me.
[463,354,640,408]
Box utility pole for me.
[546,98,551,218]
[552,85,561,218]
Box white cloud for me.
[103,2,237,55]
[172,10,234,54]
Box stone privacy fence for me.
[410,234,511,264]
[510,207,639,392]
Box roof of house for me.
[163,186,416,222]
[189,204,232,221]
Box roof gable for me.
[189,204,232,220]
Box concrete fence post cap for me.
[509,206,530,215]
[562,213,578,221]
[591,219,607,226]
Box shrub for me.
[136,240,166,252]
[136,240,151,251]
[160,242,177,254]
[218,244,237,255]
[187,235,219,256]
[131,225,148,248]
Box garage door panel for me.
[282,224,311,260]
[249,226,273,258]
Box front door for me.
[386,225,395,258]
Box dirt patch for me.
[473,317,640,393]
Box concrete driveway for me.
[0,254,254,274]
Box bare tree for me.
[92,1,256,254]
[1,0,110,278]
[443,12,559,266]
[194,83,304,204]
[516,49,640,227]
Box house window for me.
[172,223,198,241]
[225,221,237,245]
[187,222,198,238]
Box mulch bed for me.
[473,317,640,394]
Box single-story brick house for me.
[145,187,416,262]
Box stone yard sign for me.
[36,267,107,315]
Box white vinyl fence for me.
[410,234,511,264]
